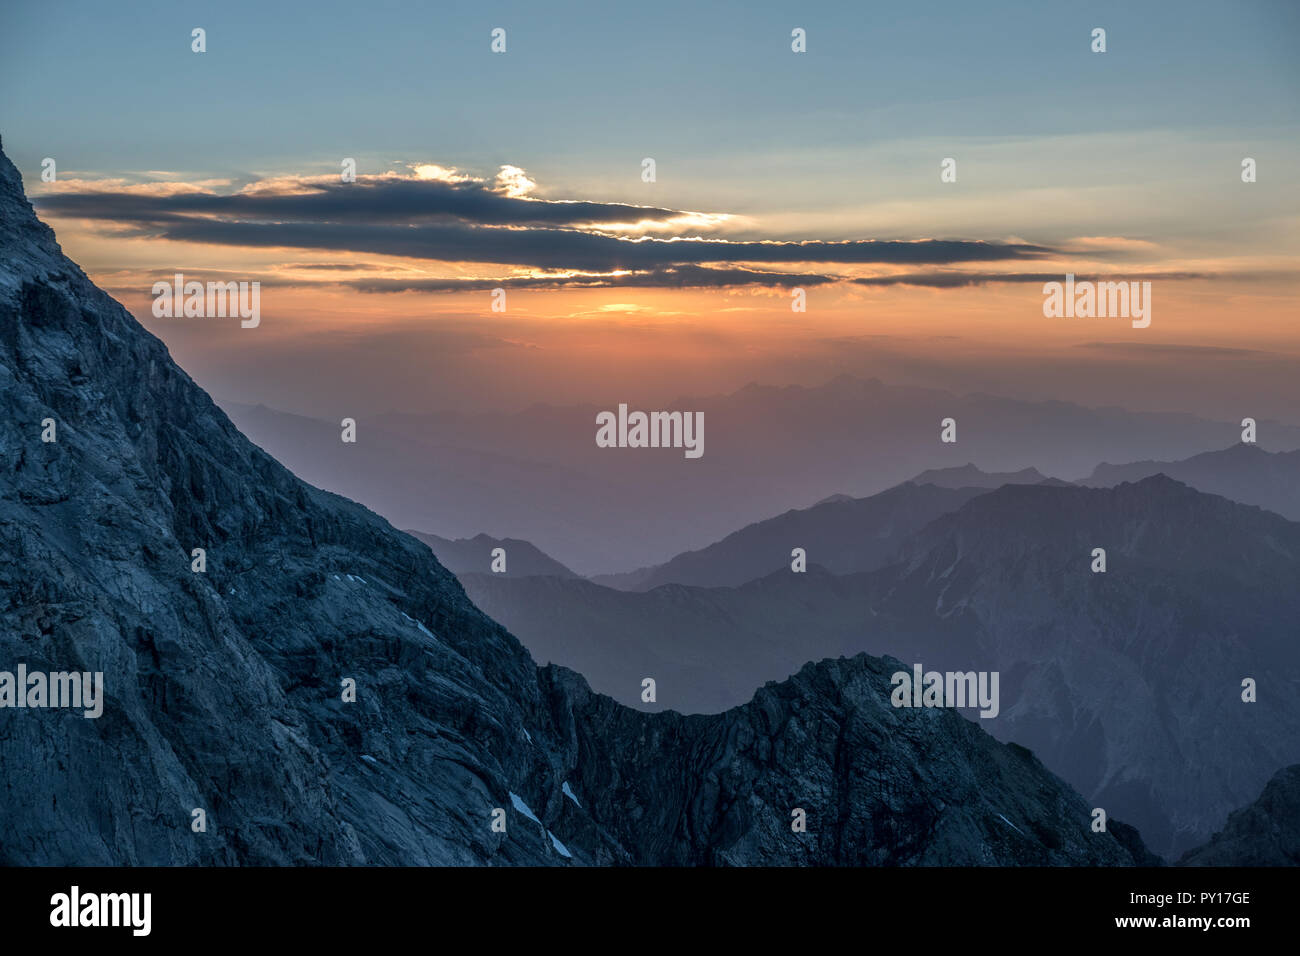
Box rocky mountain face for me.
[591,482,988,590]
[1083,443,1300,521]
[869,478,1300,858]
[406,530,578,579]
[1179,765,1300,866]
[546,655,1146,865]
[0,140,1146,866]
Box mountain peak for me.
[0,141,73,296]
[910,462,1049,489]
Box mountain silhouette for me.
[907,463,1053,488]
[1083,443,1300,520]
[406,530,578,578]
[592,482,988,590]
[871,476,1300,856]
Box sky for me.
[2,0,1298,420]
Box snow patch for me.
[562,781,581,807]
[509,791,540,826]
[522,727,532,743]
[548,831,573,859]
[361,755,378,765]
[996,813,1024,836]
[399,611,435,639]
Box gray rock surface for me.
[1179,765,1300,866]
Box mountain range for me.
[591,482,989,590]
[0,139,1159,866]
[223,384,1300,574]
[1083,443,1300,521]
[461,475,1300,858]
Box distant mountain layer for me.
[594,465,1073,591]
[227,380,1300,574]
[464,476,1300,859]
[407,530,577,578]
[875,476,1300,858]
[908,463,1052,488]
[593,483,989,590]
[463,568,862,712]
[1084,443,1300,521]
[1180,765,1300,866]
[225,400,626,573]
[0,139,1146,865]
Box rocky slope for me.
[546,655,1147,865]
[0,138,1145,866]
[1179,765,1300,866]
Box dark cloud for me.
[852,270,1212,288]
[35,175,1060,284]
[71,214,1055,271]
[35,177,687,228]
